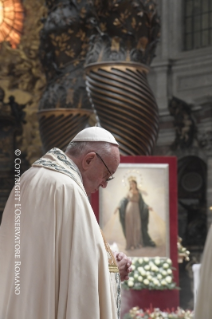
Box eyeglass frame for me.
[95,152,115,182]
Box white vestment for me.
[194,225,212,319]
[0,148,119,319]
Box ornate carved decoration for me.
[84,0,160,155]
[0,87,16,171]
[199,131,212,152]
[38,0,97,150]
[39,65,91,111]
[0,86,29,223]
[169,97,198,151]
[0,0,24,48]
[39,0,160,155]
[85,0,160,66]
[0,0,47,164]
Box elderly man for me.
[194,225,212,318]
[0,127,131,319]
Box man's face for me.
[82,145,120,197]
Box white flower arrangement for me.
[124,306,194,319]
[178,237,190,263]
[123,257,177,290]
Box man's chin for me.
[85,190,96,197]
[87,186,100,196]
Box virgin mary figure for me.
[118,177,156,250]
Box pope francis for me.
[0,127,131,319]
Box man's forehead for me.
[109,151,120,171]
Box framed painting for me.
[91,156,178,282]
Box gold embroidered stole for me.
[101,230,119,273]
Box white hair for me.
[65,141,113,158]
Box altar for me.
[121,289,179,317]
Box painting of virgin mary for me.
[99,164,169,258]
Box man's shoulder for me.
[22,166,79,190]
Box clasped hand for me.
[113,252,132,281]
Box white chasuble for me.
[194,225,212,319]
[0,148,119,319]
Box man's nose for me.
[100,180,108,188]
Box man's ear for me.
[81,152,96,171]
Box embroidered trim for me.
[115,272,121,319]
[33,159,79,184]
[48,148,79,175]
[101,230,119,273]
[32,148,86,196]
[109,265,119,273]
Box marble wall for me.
[148,0,212,228]
[147,0,212,308]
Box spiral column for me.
[85,62,159,155]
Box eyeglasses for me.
[95,152,115,182]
